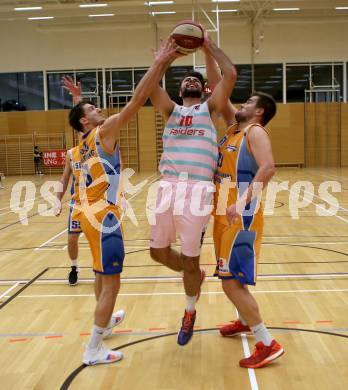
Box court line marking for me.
[0,272,347,287]
[0,283,19,300]
[0,182,51,212]
[0,192,56,216]
[0,269,49,310]
[59,326,348,390]
[0,271,347,287]
[286,186,348,224]
[2,327,347,340]
[235,309,258,390]
[34,228,68,251]
[3,288,348,299]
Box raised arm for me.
[204,51,237,126]
[202,34,237,120]
[55,154,72,216]
[62,76,82,105]
[100,39,182,151]
[149,39,178,120]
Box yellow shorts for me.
[79,202,125,275]
[213,214,263,285]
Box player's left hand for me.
[61,75,81,98]
[226,204,240,225]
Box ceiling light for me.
[211,0,240,3]
[145,1,174,5]
[28,16,54,20]
[15,6,43,11]
[88,13,115,17]
[80,3,108,8]
[150,11,176,15]
[273,8,300,11]
[336,7,348,10]
[212,9,238,12]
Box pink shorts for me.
[150,178,214,257]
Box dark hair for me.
[181,71,205,89]
[69,101,93,132]
[252,92,277,125]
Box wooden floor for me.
[0,168,348,390]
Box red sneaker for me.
[239,340,284,368]
[196,269,206,302]
[219,320,251,337]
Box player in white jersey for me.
[149,32,237,345]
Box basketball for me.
[171,20,204,54]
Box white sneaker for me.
[103,309,125,338]
[83,344,123,366]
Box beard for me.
[181,87,202,99]
[235,110,247,123]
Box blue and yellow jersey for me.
[67,146,82,201]
[78,126,122,206]
[214,123,268,227]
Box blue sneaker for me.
[177,310,196,346]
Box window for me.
[0,72,44,111]
[311,64,332,87]
[231,65,252,104]
[334,64,343,101]
[76,70,102,107]
[48,70,102,109]
[286,65,310,102]
[47,72,74,109]
[254,64,283,102]
[108,69,133,93]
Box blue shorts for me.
[213,216,263,286]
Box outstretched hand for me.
[61,75,81,98]
[152,37,185,64]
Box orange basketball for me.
[171,20,204,54]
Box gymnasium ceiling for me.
[0,0,348,27]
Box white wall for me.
[1,18,348,72]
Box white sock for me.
[251,323,272,346]
[87,325,105,350]
[107,314,117,329]
[71,260,78,267]
[238,314,248,326]
[185,295,197,313]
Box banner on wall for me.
[43,150,67,167]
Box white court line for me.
[241,335,258,389]
[0,273,346,286]
[34,228,67,251]
[0,193,52,216]
[286,186,348,224]
[0,283,19,300]
[0,184,50,212]
[236,309,258,390]
[2,288,348,298]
